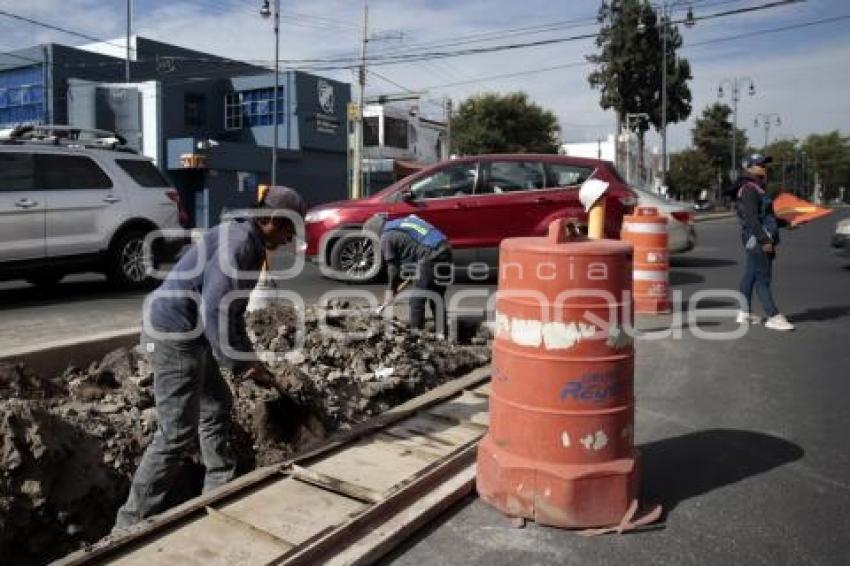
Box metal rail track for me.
[54,366,492,566]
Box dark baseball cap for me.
[743,154,773,168]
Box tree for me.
[801,132,850,202]
[666,149,717,201]
[692,103,748,191]
[763,138,798,194]
[587,0,692,176]
[451,92,560,154]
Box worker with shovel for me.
[114,186,307,529]
[364,213,452,334]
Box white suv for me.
[0,126,185,289]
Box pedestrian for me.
[364,213,452,334]
[114,186,307,529]
[734,155,794,331]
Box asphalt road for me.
[382,209,850,566]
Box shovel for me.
[376,279,411,315]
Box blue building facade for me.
[0,37,351,227]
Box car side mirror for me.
[400,188,415,202]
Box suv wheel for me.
[107,230,153,290]
[330,235,379,282]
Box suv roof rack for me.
[0,124,137,153]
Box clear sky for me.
[1,0,847,152]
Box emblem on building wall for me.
[317,79,335,114]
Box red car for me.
[304,154,637,281]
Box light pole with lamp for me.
[260,0,280,187]
[717,76,756,182]
[637,2,695,191]
[754,112,781,149]
[624,112,649,186]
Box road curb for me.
[0,327,141,377]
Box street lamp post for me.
[624,112,649,186]
[754,113,781,149]
[640,2,694,190]
[717,76,756,180]
[260,0,281,187]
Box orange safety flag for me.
[772,192,833,227]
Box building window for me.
[0,65,45,127]
[224,87,283,130]
[384,116,408,149]
[363,116,379,147]
[184,93,206,128]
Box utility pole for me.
[625,113,649,186]
[125,0,132,83]
[660,2,668,189]
[351,1,368,200]
[260,0,281,186]
[718,77,755,180]
[445,97,452,158]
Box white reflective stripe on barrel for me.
[633,269,668,282]
[622,222,667,234]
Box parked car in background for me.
[0,125,186,289]
[693,200,715,212]
[631,186,697,253]
[305,154,637,281]
[832,217,850,258]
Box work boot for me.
[764,314,795,331]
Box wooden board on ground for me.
[426,391,490,427]
[324,464,477,566]
[306,438,438,494]
[218,477,365,545]
[110,512,287,566]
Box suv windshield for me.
[117,159,170,187]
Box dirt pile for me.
[0,304,491,564]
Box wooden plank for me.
[390,414,485,448]
[204,506,295,550]
[324,464,477,566]
[424,409,489,431]
[219,477,364,546]
[305,439,435,494]
[55,366,490,566]
[277,444,478,566]
[290,464,385,504]
[370,436,444,462]
[108,513,285,566]
[426,391,490,427]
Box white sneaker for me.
[736,311,762,324]
[764,314,795,331]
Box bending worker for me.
[364,213,452,333]
[734,154,794,331]
[115,186,307,529]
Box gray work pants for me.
[114,333,236,529]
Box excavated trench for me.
[0,302,491,565]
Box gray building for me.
[0,36,351,227]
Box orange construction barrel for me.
[477,219,639,528]
[620,206,670,314]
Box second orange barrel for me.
[620,206,670,314]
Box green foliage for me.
[666,149,717,201]
[587,0,692,136]
[801,132,850,201]
[692,103,748,174]
[451,92,560,154]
